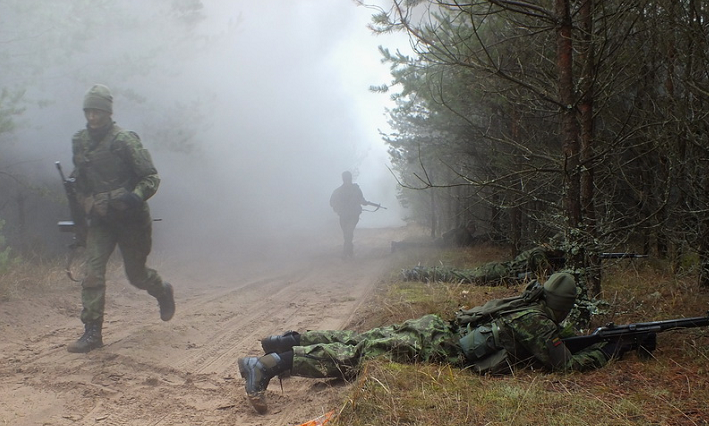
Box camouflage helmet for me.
[83,84,113,113]
[542,272,577,312]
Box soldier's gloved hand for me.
[119,192,143,210]
[600,341,633,360]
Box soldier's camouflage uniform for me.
[290,306,608,379]
[72,124,168,324]
[402,246,566,285]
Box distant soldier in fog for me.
[65,84,175,353]
[329,171,380,258]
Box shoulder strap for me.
[455,280,543,327]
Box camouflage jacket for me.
[494,304,608,372]
[72,124,159,217]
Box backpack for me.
[455,280,544,328]
[456,281,545,375]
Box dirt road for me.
[0,227,406,426]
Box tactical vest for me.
[72,126,138,216]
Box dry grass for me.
[333,244,709,426]
[0,257,71,301]
[0,251,124,301]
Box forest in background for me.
[371,0,709,295]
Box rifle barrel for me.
[600,253,648,259]
[563,313,709,353]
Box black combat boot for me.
[238,352,292,414]
[67,322,103,353]
[157,282,175,321]
[261,331,300,354]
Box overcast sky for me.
[4,1,413,260]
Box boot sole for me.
[238,358,268,414]
[67,341,103,353]
[160,283,175,321]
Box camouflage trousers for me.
[292,314,462,379]
[80,207,165,324]
[338,214,360,257]
[471,261,511,282]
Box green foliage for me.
[0,0,209,149]
[0,218,16,274]
[0,88,25,138]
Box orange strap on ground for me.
[295,410,335,426]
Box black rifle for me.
[56,161,88,282]
[599,253,648,259]
[364,201,386,212]
[548,252,647,265]
[563,312,709,358]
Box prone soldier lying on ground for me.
[401,244,566,285]
[237,273,624,414]
[401,245,647,286]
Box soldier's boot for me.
[157,282,175,321]
[238,352,292,414]
[67,321,103,353]
[261,331,300,354]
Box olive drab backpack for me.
[455,280,545,375]
[455,280,544,328]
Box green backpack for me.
[455,280,544,328]
[456,280,545,375]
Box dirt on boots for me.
[157,282,175,321]
[67,322,103,353]
[238,353,289,414]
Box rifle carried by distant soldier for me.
[56,161,87,281]
[563,312,709,358]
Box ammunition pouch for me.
[84,187,131,217]
[459,321,513,375]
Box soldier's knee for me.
[124,265,149,287]
[82,274,105,289]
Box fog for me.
[2,1,411,263]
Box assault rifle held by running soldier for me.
[562,312,709,358]
[56,161,88,281]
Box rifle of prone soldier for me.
[563,312,709,358]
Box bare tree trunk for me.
[555,0,581,229]
[510,105,521,253]
[578,0,601,297]
[429,187,437,239]
[555,0,587,294]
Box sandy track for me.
[0,227,405,426]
